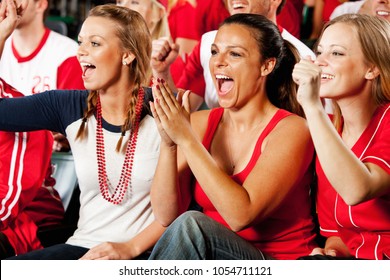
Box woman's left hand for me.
[151,80,192,146]
[79,242,134,260]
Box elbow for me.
[226,216,253,233]
[341,191,370,206]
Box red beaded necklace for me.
[95,88,145,205]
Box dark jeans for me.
[6,244,89,260]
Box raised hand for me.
[150,79,191,147]
[151,37,179,77]
[292,57,323,110]
[0,0,27,40]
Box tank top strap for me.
[202,107,224,148]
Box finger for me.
[0,1,6,21]
[158,80,179,112]
[152,85,170,121]
[182,90,191,113]
[309,247,325,256]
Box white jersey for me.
[200,28,316,109]
[0,28,81,95]
[330,1,365,20]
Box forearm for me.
[304,106,376,204]
[179,137,253,231]
[150,144,181,226]
[125,220,166,258]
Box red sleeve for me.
[0,130,54,229]
[57,56,85,90]
[176,41,206,97]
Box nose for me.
[210,52,228,68]
[77,43,87,57]
[314,53,327,67]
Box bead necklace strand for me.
[96,88,144,205]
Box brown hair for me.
[75,4,152,152]
[319,14,390,130]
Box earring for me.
[123,61,127,65]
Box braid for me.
[116,86,141,153]
[76,90,99,141]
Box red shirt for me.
[317,104,390,259]
[0,78,64,255]
[193,108,318,259]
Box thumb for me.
[182,90,191,113]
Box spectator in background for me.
[308,0,344,47]
[330,0,390,21]
[151,0,315,112]
[293,13,390,260]
[0,0,83,258]
[168,0,229,58]
[277,0,304,38]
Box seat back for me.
[51,152,78,211]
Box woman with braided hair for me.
[0,2,163,260]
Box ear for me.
[261,58,276,76]
[122,52,136,66]
[365,66,380,80]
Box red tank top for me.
[193,107,317,259]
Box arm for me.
[293,59,390,205]
[150,86,193,226]
[310,0,324,40]
[152,81,315,232]
[79,220,166,260]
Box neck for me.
[13,24,46,56]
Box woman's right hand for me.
[292,57,323,111]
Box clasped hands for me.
[150,78,192,148]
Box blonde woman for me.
[1,3,164,260]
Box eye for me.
[332,51,344,56]
[315,50,322,56]
[230,51,241,57]
[211,49,218,56]
[77,40,82,46]
[91,41,100,47]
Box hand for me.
[310,247,338,257]
[150,79,191,147]
[79,242,134,260]
[292,57,323,110]
[52,132,70,152]
[0,0,27,40]
[151,37,179,77]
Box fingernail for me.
[161,78,165,83]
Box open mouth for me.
[216,74,234,95]
[231,1,247,12]
[80,63,96,77]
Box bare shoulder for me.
[269,114,311,143]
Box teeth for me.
[377,10,390,16]
[216,74,232,80]
[80,63,93,67]
[232,3,245,8]
[321,74,334,80]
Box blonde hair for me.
[319,14,390,130]
[150,0,171,40]
[76,4,152,152]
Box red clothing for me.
[323,0,342,22]
[193,108,317,260]
[277,0,303,39]
[317,104,390,260]
[169,0,229,42]
[0,79,64,255]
